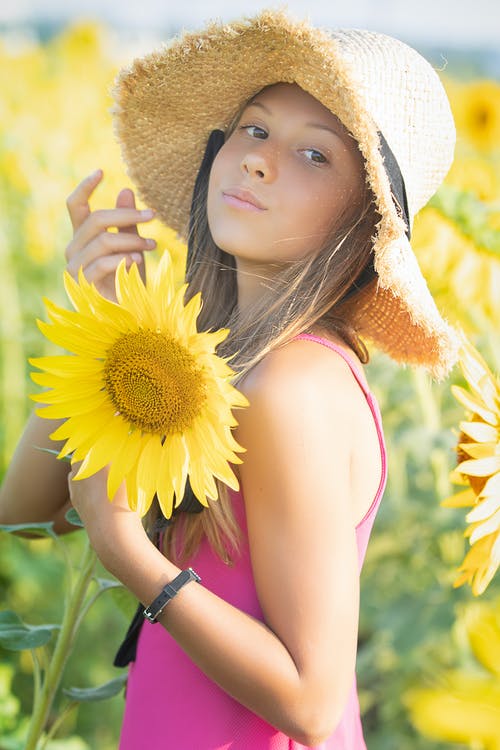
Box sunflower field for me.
[1,21,500,750]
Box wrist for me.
[89,517,149,579]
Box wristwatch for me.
[143,568,201,623]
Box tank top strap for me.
[293,333,370,396]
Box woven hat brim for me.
[342,234,459,379]
[112,10,459,378]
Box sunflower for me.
[449,79,500,153]
[412,207,500,332]
[30,251,248,518]
[405,600,500,750]
[443,337,500,595]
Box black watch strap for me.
[143,568,201,623]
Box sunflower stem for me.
[24,538,97,750]
[30,647,43,718]
[74,583,110,631]
[39,701,78,750]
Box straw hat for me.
[112,9,459,379]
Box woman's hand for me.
[65,169,157,302]
[67,465,149,578]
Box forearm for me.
[98,528,320,742]
[0,411,71,529]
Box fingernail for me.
[131,253,143,263]
[140,209,155,218]
[89,168,102,179]
[145,238,156,248]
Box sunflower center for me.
[474,106,491,130]
[103,330,206,434]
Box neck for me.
[235,258,283,315]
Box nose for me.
[240,145,276,182]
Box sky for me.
[0,0,499,48]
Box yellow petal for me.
[405,678,500,747]
[469,510,500,544]
[33,389,109,418]
[466,604,500,677]
[467,495,500,523]
[441,488,477,508]
[30,372,104,396]
[135,435,164,516]
[156,443,176,520]
[115,260,156,329]
[73,421,129,480]
[107,429,143,501]
[150,249,175,308]
[125,469,139,513]
[163,433,188,508]
[36,319,108,358]
[181,292,202,335]
[452,385,498,425]
[459,442,498,459]
[186,455,210,506]
[482,472,500,497]
[49,405,115,442]
[29,355,102,378]
[460,421,498,443]
[457,456,500,477]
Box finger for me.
[116,188,140,236]
[76,251,144,286]
[66,169,103,232]
[66,231,155,276]
[66,207,155,261]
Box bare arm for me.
[0,412,73,532]
[69,342,370,745]
[0,170,156,532]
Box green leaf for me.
[64,508,84,528]
[0,521,57,540]
[0,610,59,651]
[33,445,72,462]
[109,585,138,619]
[63,674,127,702]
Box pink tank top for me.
[119,334,387,749]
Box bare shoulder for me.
[237,335,368,431]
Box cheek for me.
[284,183,336,238]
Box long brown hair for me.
[160,88,381,566]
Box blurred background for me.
[1,1,500,749]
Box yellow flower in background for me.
[446,155,500,203]
[30,252,248,519]
[443,337,500,595]
[405,600,500,749]
[412,207,500,331]
[466,601,500,677]
[449,79,500,152]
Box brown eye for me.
[303,148,327,164]
[240,125,268,139]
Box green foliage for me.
[0,611,59,651]
[359,351,500,749]
[63,675,127,703]
[0,531,131,750]
[430,184,500,257]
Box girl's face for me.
[207,83,365,266]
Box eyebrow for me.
[245,100,344,139]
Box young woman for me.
[0,10,459,749]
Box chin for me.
[209,221,257,260]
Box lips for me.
[222,187,267,211]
